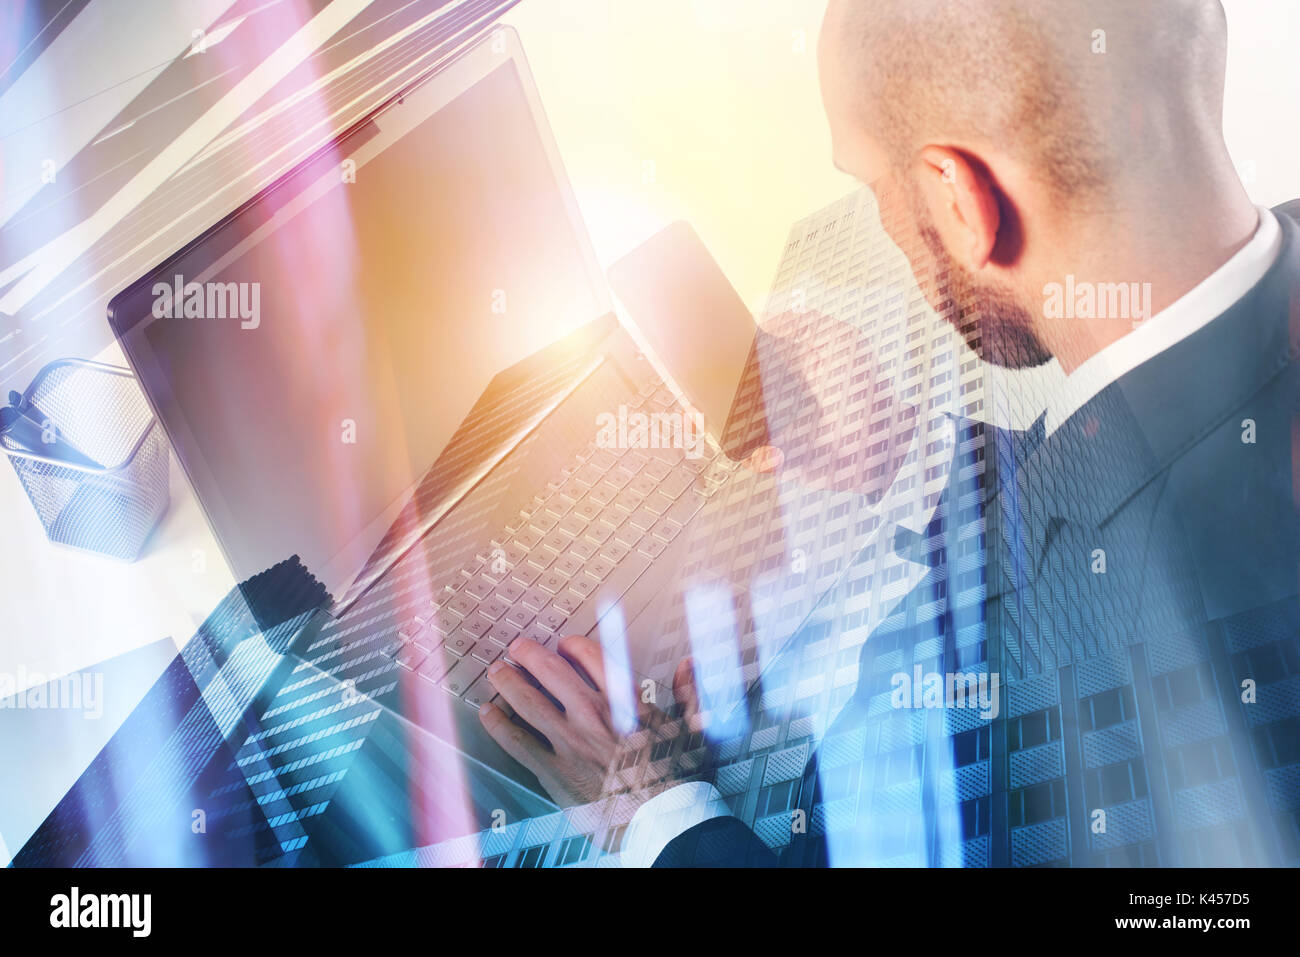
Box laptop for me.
[106,26,763,859]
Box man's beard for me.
[912,201,1052,370]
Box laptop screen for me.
[119,54,606,602]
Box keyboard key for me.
[666,492,707,527]
[588,482,618,506]
[473,642,504,665]
[628,508,658,531]
[479,598,510,621]
[410,632,440,654]
[463,576,494,601]
[552,594,581,616]
[628,474,658,498]
[587,450,617,471]
[573,464,604,487]
[430,611,461,636]
[431,585,460,607]
[502,543,529,567]
[417,648,458,683]
[643,492,674,516]
[446,594,477,618]
[442,658,486,697]
[542,531,572,553]
[394,644,427,671]
[646,444,685,466]
[445,633,477,657]
[529,511,559,533]
[513,528,542,550]
[521,588,552,612]
[463,675,494,710]
[623,451,650,473]
[643,459,672,482]
[660,471,693,498]
[511,562,542,587]
[558,515,588,537]
[505,607,535,629]
[398,621,426,643]
[527,546,560,571]
[614,489,644,512]
[535,609,568,633]
[585,521,616,545]
[614,522,644,547]
[638,536,667,559]
[604,466,634,489]
[598,542,629,564]
[459,615,492,639]
[572,499,602,522]
[568,540,598,562]
[486,625,518,647]
[651,520,683,543]
[586,557,615,580]
[554,555,583,578]
[519,625,556,647]
[544,495,574,519]
[568,574,599,599]
[494,581,525,604]
[537,570,569,594]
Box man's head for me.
[819,0,1243,370]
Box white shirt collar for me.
[1041,205,1283,436]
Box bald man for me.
[480,0,1300,867]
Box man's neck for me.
[1034,176,1260,375]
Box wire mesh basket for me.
[1,359,169,561]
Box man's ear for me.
[915,145,1002,271]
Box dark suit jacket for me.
[655,201,1300,867]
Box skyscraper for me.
[394,184,1300,867]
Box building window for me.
[556,834,593,866]
[515,843,549,868]
[1167,737,1235,789]
[1252,715,1300,769]
[960,796,990,838]
[819,761,861,802]
[601,824,628,854]
[1008,707,1062,751]
[1151,662,1214,711]
[953,726,991,766]
[1085,759,1150,807]
[650,738,674,762]
[757,778,802,817]
[1010,778,1068,827]
[1079,685,1138,732]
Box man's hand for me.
[478,635,702,807]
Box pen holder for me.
[1,359,169,561]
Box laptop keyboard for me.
[381,380,738,712]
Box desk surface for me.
[0,341,237,692]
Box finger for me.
[556,634,607,694]
[508,638,605,719]
[478,700,551,775]
[672,657,706,733]
[486,659,568,741]
[562,634,660,730]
